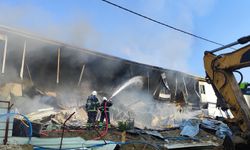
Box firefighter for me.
[99,97,113,128]
[85,91,100,127]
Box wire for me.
[102,0,230,48]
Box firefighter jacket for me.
[99,100,113,112]
[85,95,100,112]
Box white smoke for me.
[0,2,100,48]
[0,1,215,73]
[111,89,202,129]
[0,1,213,125]
[108,75,201,129]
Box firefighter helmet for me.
[92,91,97,96]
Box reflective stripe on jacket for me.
[85,95,100,112]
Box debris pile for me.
[26,108,87,130]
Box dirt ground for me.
[0,144,33,150]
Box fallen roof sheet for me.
[7,136,116,150]
[166,142,220,149]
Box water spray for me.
[109,76,144,100]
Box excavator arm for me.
[204,36,250,132]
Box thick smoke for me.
[0,34,134,113]
[0,1,216,73]
[107,75,202,129]
[110,84,201,129]
[11,95,54,114]
[0,1,210,127]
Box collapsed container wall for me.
[0,28,200,108]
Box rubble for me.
[0,78,227,150]
[26,109,57,122]
[24,107,88,131]
[0,79,227,149]
[201,118,232,139]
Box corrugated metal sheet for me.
[8,137,116,150]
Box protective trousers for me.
[87,111,97,126]
[100,111,110,124]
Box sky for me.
[0,0,250,81]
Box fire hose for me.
[39,102,109,139]
[93,100,109,140]
[40,101,109,140]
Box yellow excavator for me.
[204,35,250,149]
